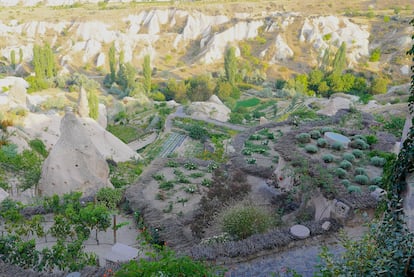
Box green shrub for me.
[322,154,334,163]
[355,175,369,185]
[305,144,318,154]
[352,135,367,142]
[350,139,369,150]
[29,139,48,157]
[296,133,311,143]
[332,142,344,151]
[341,179,351,188]
[310,130,321,139]
[354,167,367,176]
[370,156,386,167]
[159,181,175,190]
[369,48,381,62]
[352,149,364,158]
[343,153,356,163]
[321,127,333,134]
[369,185,379,191]
[339,160,352,170]
[347,185,362,193]
[201,179,212,187]
[152,173,165,181]
[96,187,123,210]
[371,176,383,186]
[221,204,274,240]
[335,168,347,179]
[365,135,378,145]
[317,138,328,148]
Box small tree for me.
[332,42,347,75]
[109,44,116,83]
[10,50,16,69]
[88,90,99,120]
[370,77,389,94]
[224,46,237,86]
[143,54,152,94]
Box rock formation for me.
[187,95,231,122]
[38,110,113,197]
[77,86,89,118]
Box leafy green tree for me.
[369,48,381,62]
[370,77,389,94]
[117,62,136,94]
[165,78,187,103]
[352,76,368,93]
[10,50,16,69]
[308,69,324,92]
[326,73,344,93]
[79,203,111,245]
[88,90,99,120]
[341,73,356,92]
[143,54,152,94]
[186,75,215,101]
[224,47,237,86]
[109,44,116,83]
[318,81,330,96]
[215,81,233,101]
[332,42,347,75]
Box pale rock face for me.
[0,188,9,203]
[187,95,231,122]
[317,96,352,116]
[401,65,410,75]
[97,103,107,129]
[299,16,369,66]
[199,20,264,64]
[38,111,113,197]
[261,34,293,63]
[96,52,106,68]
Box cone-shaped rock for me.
[78,86,89,118]
[38,110,112,196]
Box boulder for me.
[290,224,310,239]
[97,103,107,129]
[38,111,113,197]
[321,221,331,231]
[187,95,231,122]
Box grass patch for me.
[107,124,138,143]
[235,97,261,109]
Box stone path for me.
[224,244,344,277]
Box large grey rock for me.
[290,224,310,239]
[38,111,112,197]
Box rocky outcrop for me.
[77,87,89,118]
[0,77,29,110]
[261,34,294,62]
[187,95,231,122]
[38,111,113,197]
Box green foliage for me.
[370,77,389,95]
[108,160,143,188]
[10,50,16,69]
[150,91,166,101]
[342,153,356,163]
[32,43,56,79]
[335,168,347,179]
[375,115,405,139]
[96,187,123,210]
[186,75,215,102]
[309,130,321,139]
[87,90,99,120]
[339,160,352,170]
[165,78,187,103]
[29,139,48,158]
[224,47,237,86]
[109,44,116,83]
[354,174,369,185]
[320,127,333,134]
[347,185,362,193]
[332,42,347,75]
[369,48,381,62]
[350,139,369,150]
[115,247,220,277]
[352,149,364,158]
[107,124,139,143]
[143,55,151,94]
[305,144,318,154]
[370,156,386,167]
[365,134,378,145]
[322,154,334,163]
[354,167,367,176]
[317,138,328,148]
[341,179,351,188]
[235,97,260,109]
[331,142,344,151]
[117,62,137,94]
[296,133,311,143]
[221,204,274,240]
[187,124,209,141]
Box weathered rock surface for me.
[38,111,113,196]
[77,87,89,118]
[0,188,9,203]
[187,95,231,122]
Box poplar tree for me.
[332,42,347,75]
[108,44,116,83]
[143,54,151,94]
[224,47,237,86]
[10,50,16,69]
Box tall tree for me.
[10,50,16,70]
[224,47,237,86]
[332,42,347,75]
[108,44,116,83]
[143,54,151,94]
[33,45,44,79]
[43,43,56,78]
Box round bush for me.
[310,130,321,139]
[305,144,318,154]
[354,175,369,185]
[371,176,383,186]
[296,133,311,143]
[343,153,356,163]
[322,154,334,163]
[221,204,274,240]
[339,160,352,170]
[350,139,369,150]
[341,179,351,188]
[335,168,347,179]
[370,156,386,167]
[317,138,328,148]
[331,142,344,151]
[352,135,367,143]
[320,127,333,134]
[354,167,367,176]
[369,185,379,192]
[352,149,364,159]
[348,185,362,194]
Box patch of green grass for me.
[235,97,261,109]
[107,124,138,143]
